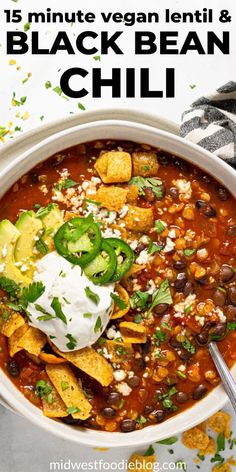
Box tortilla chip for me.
[18,326,47,356]
[119,322,147,343]
[110,224,127,240]
[95,186,128,212]
[0,303,25,338]
[123,263,145,280]
[128,453,156,472]
[94,152,132,183]
[111,284,130,320]
[51,345,113,387]
[212,464,231,472]
[182,427,210,450]
[8,324,29,357]
[127,184,139,203]
[39,352,67,364]
[132,151,159,177]
[120,205,153,232]
[199,437,216,456]
[208,411,231,439]
[46,364,92,420]
[197,420,207,432]
[104,340,134,363]
[42,380,68,418]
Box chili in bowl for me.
[0,120,235,447]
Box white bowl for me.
[0,119,235,448]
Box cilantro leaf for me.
[94,316,102,333]
[227,321,236,331]
[182,337,196,354]
[85,286,100,305]
[51,297,67,324]
[147,241,163,255]
[35,237,49,255]
[111,293,127,310]
[184,248,196,257]
[143,445,155,456]
[153,329,168,346]
[35,380,52,403]
[0,277,20,297]
[67,406,81,415]
[155,220,166,234]
[20,282,45,306]
[61,381,69,391]
[157,437,178,445]
[148,279,172,314]
[56,179,78,191]
[129,176,163,199]
[130,290,149,309]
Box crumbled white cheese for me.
[102,347,112,360]
[174,294,196,314]
[116,382,132,396]
[119,205,129,219]
[163,237,175,253]
[129,240,138,250]
[168,229,177,239]
[20,264,29,273]
[136,249,149,265]
[147,279,156,295]
[113,370,126,382]
[128,371,134,379]
[214,307,226,323]
[178,364,186,372]
[0,263,6,273]
[173,179,192,199]
[106,325,121,340]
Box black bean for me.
[101,407,117,418]
[173,260,187,270]
[152,409,166,423]
[197,276,208,286]
[143,405,154,415]
[135,358,146,371]
[226,305,236,320]
[220,264,235,283]
[158,155,170,167]
[177,349,193,361]
[210,323,227,340]
[168,187,179,199]
[31,173,39,183]
[174,159,188,172]
[218,187,229,201]
[61,415,83,425]
[184,281,194,296]
[212,288,226,306]
[196,200,207,210]
[120,419,136,432]
[227,225,236,237]
[143,187,155,202]
[7,360,20,378]
[176,392,189,404]
[135,243,147,254]
[192,384,208,400]
[165,375,178,386]
[153,303,169,316]
[203,205,217,218]
[154,387,167,401]
[169,337,182,350]
[141,338,152,355]
[107,392,121,406]
[228,286,236,305]
[174,273,187,291]
[127,376,140,388]
[202,174,211,184]
[196,331,209,346]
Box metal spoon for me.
[208,341,236,413]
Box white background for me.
[0,0,235,471]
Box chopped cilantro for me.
[83,312,92,318]
[184,305,192,315]
[66,406,81,415]
[160,321,171,331]
[160,387,178,411]
[155,220,166,234]
[147,240,162,255]
[35,237,49,255]
[153,329,168,346]
[35,304,54,321]
[143,445,155,457]
[56,179,78,191]
[20,282,45,307]
[110,293,127,310]
[78,103,86,111]
[24,22,31,32]
[93,55,101,61]
[61,381,69,391]
[130,290,149,309]
[217,433,225,452]
[35,380,52,404]
[184,248,196,257]
[182,337,196,354]
[94,316,102,333]
[136,415,147,424]
[45,81,52,89]
[129,176,163,199]
[2,311,9,322]
[51,297,67,324]
[189,84,197,89]
[134,314,143,324]
[227,321,236,331]
[65,333,77,350]
[117,399,125,409]
[0,277,20,297]
[176,370,187,380]
[85,286,100,305]
[148,279,172,314]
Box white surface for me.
[0,0,235,470]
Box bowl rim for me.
[0,118,235,447]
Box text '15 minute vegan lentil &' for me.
[0,140,235,433]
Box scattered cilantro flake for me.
[147,240,162,255]
[45,81,52,89]
[20,282,45,306]
[51,297,67,324]
[153,329,168,346]
[83,312,92,318]
[65,333,77,350]
[182,337,196,354]
[93,55,101,61]
[130,290,149,309]
[134,314,143,324]
[40,115,45,121]
[160,321,171,331]
[156,436,178,445]
[35,380,52,402]
[35,304,54,322]
[56,178,78,191]
[227,321,236,331]
[61,381,69,391]
[110,293,127,310]
[67,406,81,415]
[2,311,9,322]
[184,248,196,257]
[85,286,100,305]
[94,316,102,334]
[136,415,147,424]
[184,305,192,315]
[189,84,197,89]
[35,237,49,255]
[217,433,225,452]
[160,387,178,411]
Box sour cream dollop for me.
[28,251,114,352]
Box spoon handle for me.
[208,341,236,413]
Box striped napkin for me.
[180,81,236,165]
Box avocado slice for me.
[39,204,64,250]
[0,219,31,288]
[15,211,43,275]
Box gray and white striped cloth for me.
[180,81,236,165]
